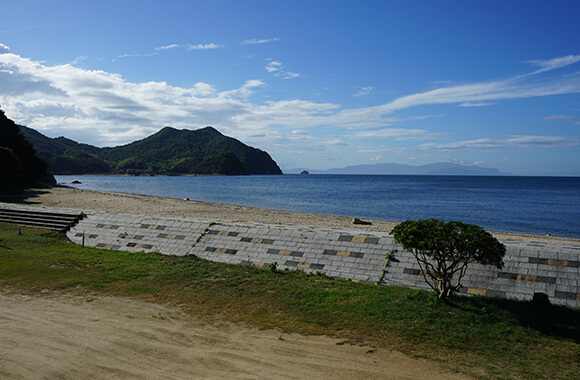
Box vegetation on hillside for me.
[0,108,52,189]
[20,124,282,175]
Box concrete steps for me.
[0,207,84,231]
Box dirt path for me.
[0,292,472,380]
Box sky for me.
[1,0,580,176]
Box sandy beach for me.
[2,185,573,379]
[21,186,575,243]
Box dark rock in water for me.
[71,180,82,184]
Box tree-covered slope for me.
[0,110,53,187]
[20,125,282,175]
[20,126,110,174]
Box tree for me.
[0,107,50,186]
[390,219,506,300]
[0,146,23,185]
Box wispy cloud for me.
[543,115,573,120]
[153,43,224,52]
[187,43,224,50]
[242,38,280,45]
[155,44,181,51]
[380,61,580,113]
[354,86,374,97]
[265,60,282,73]
[351,128,432,140]
[0,44,10,54]
[526,55,580,74]
[459,101,494,107]
[419,135,580,151]
[0,24,53,34]
[117,52,158,59]
[265,59,300,79]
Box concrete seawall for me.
[2,203,578,307]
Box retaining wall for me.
[1,203,577,307]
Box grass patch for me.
[0,222,578,379]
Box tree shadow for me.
[448,294,580,344]
[0,187,52,205]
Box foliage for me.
[0,146,22,185]
[0,222,578,380]
[191,152,247,174]
[0,108,50,187]
[21,124,282,175]
[18,125,109,174]
[391,218,506,300]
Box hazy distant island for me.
[20,125,282,176]
[288,162,507,176]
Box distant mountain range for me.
[287,162,507,176]
[20,126,282,175]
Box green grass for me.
[0,223,578,379]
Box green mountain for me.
[20,126,282,175]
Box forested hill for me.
[20,125,283,175]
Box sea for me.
[54,174,580,239]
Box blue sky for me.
[1,0,579,175]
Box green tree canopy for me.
[391,218,506,300]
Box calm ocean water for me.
[55,174,580,239]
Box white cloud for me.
[242,38,280,45]
[265,59,300,79]
[418,135,580,151]
[117,52,158,59]
[526,54,580,74]
[155,44,180,51]
[354,86,374,97]
[459,101,494,107]
[351,128,432,140]
[0,44,10,54]
[153,43,224,52]
[380,72,580,114]
[0,52,268,145]
[2,49,580,169]
[543,115,573,120]
[265,60,282,72]
[280,71,300,79]
[187,43,224,50]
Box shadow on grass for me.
[448,295,580,344]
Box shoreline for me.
[13,186,580,243]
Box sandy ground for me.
[1,185,571,379]
[0,291,472,380]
